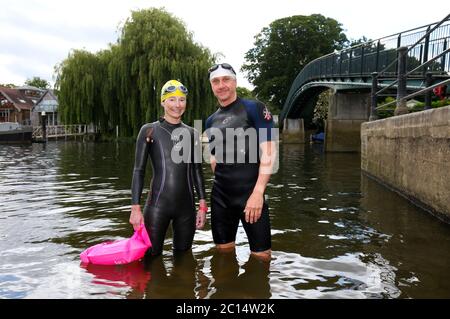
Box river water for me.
[1,141,449,299]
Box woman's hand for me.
[196,199,208,229]
[196,211,206,229]
[130,204,144,230]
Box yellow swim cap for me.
[160,80,188,103]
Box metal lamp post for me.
[41,111,47,142]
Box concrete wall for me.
[361,106,450,222]
[325,92,370,152]
[282,118,305,144]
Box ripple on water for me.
[269,251,401,298]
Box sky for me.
[1,0,449,89]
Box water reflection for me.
[270,251,400,298]
[360,174,450,298]
[82,261,151,297]
[81,249,271,299]
[207,249,271,299]
[142,251,198,299]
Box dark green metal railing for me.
[280,14,450,124]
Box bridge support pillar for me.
[325,92,370,152]
[282,118,305,144]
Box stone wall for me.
[361,106,450,222]
[282,118,305,144]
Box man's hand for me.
[130,204,144,230]
[244,190,264,224]
[243,140,275,224]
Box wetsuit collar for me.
[160,118,182,129]
[219,97,240,110]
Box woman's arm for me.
[192,129,207,229]
[130,125,152,230]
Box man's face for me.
[210,76,237,105]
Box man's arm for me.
[244,141,276,224]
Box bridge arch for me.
[279,16,450,151]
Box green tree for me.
[236,86,254,99]
[241,14,348,110]
[0,83,17,88]
[55,8,217,137]
[347,36,372,48]
[55,49,106,127]
[25,76,50,89]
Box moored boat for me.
[0,122,33,143]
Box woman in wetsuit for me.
[129,80,207,256]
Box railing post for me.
[348,49,353,75]
[375,41,380,72]
[360,45,365,76]
[419,44,423,64]
[319,59,322,77]
[423,26,431,65]
[330,55,334,76]
[442,39,447,72]
[395,34,402,73]
[370,72,379,121]
[424,72,433,110]
[395,46,409,116]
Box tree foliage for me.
[55,8,217,137]
[236,87,254,99]
[242,14,348,110]
[0,83,17,88]
[25,76,50,89]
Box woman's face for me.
[162,96,186,123]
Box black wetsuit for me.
[205,97,274,252]
[131,119,206,256]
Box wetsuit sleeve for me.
[204,115,215,156]
[192,128,206,200]
[245,100,275,143]
[131,124,152,205]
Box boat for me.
[310,132,325,143]
[0,122,33,143]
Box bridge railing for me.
[281,14,450,122]
[371,14,450,118]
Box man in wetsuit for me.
[129,80,208,256]
[205,63,276,261]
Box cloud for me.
[1,0,448,88]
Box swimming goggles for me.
[163,85,188,95]
[208,63,236,75]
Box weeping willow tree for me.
[55,8,217,137]
[55,50,106,126]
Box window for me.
[0,109,11,122]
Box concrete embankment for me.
[361,106,450,222]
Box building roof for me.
[0,87,37,111]
[33,90,59,113]
[15,85,46,93]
